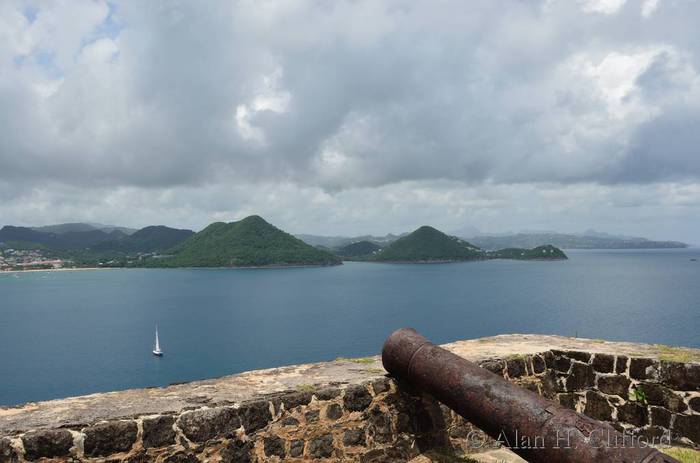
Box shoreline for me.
[0,262,343,273]
[0,267,119,274]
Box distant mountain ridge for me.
[301,230,687,250]
[0,226,126,250]
[296,233,403,249]
[465,233,688,250]
[91,226,194,253]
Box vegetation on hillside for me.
[372,226,483,262]
[370,226,567,262]
[334,240,382,260]
[145,215,341,268]
[91,226,194,253]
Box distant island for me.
[329,226,567,263]
[466,232,688,250]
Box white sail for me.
[153,325,163,355]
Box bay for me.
[1,248,698,406]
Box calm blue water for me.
[1,249,699,406]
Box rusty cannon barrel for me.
[382,328,678,463]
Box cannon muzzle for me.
[382,328,678,463]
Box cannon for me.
[382,328,679,463]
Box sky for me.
[1,0,699,243]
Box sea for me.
[1,248,698,406]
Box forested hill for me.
[369,226,567,263]
[372,226,484,262]
[145,215,341,268]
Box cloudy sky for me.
[1,0,699,242]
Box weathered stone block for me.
[564,350,591,363]
[584,391,613,421]
[592,354,615,373]
[566,362,595,391]
[539,370,558,398]
[615,355,628,374]
[304,410,319,422]
[343,385,372,412]
[597,375,631,397]
[506,357,527,378]
[83,421,138,457]
[371,378,391,395]
[309,434,334,458]
[124,449,151,463]
[689,396,700,412]
[479,360,504,375]
[543,351,555,369]
[281,391,313,410]
[220,438,254,463]
[178,407,240,442]
[557,393,576,410]
[616,402,647,427]
[673,414,700,443]
[325,403,343,420]
[649,406,672,428]
[0,437,15,463]
[659,362,700,391]
[142,415,176,448]
[264,436,285,458]
[343,428,366,446]
[638,383,687,412]
[366,408,394,444]
[629,358,655,380]
[315,387,341,401]
[21,429,73,460]
[289,439,304,457]
[237,400,272,433]
[531,354,546,374]
[553,355,571,373]
[280,416,299,427]
[163,450,199,463]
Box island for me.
[334,226,568,263]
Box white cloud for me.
[0,0,699,240]
[641,0,660,18]
[580,0,627,15]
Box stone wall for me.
[1,334,698,462]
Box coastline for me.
[0,267,119,274]
[1,262,343,273]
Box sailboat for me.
[152,325,163,356]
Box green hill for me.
[147,215,341,268]
[334,240,382,260]
[372,226,483,262]
[92,226,194,253]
